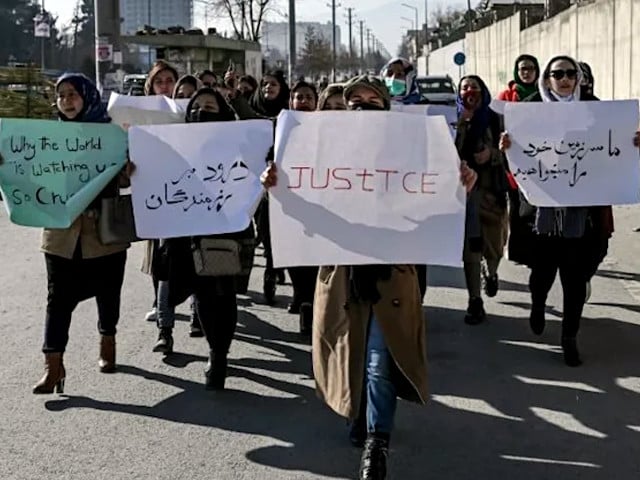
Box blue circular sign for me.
[454,52,466,66]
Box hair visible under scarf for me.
[185,87,236,123]
[317,83,344,111]
[456,75,492,141]
[172,75,201,99]
[249,70,290,118]
[144,60,179,96]
[513,54,540,100]
[56,73,110,123]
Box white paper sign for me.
[504,100,640,207]
[129,120,273,238]
[269,110,466,268]
[391,104,458,137]
[107,93,187,128]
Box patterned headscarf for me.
[55,73,110,123]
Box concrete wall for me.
[425,39,466,81]
[426,0,640,100]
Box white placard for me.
[504,100,640,207]
[107,93,187,128]
[269,110,466,268]
[391,104,458,137]
[129,120,273,238]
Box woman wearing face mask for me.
[380,57,421,105]
[153,87,254,389]
[500,55,637,366]
[141,61,180,325]
[498,54,540,102]
[456,75,510,325]
[261,75,478,480]
[33,74,132,394]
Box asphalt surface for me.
[1,206,639,480]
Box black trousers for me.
[43,248,127,353]
[192,276,238,356]
[529,235,589,338]
[288,266,319,305]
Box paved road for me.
[1,206,639,480]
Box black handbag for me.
[98,193,141,245]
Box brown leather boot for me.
[98,335,116,373]
[33,352,66,394]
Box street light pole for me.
[41,0,45,70]
[288,0,296,83]
[402,3,420,56]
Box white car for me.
[416,75,457,105]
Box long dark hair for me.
[249,70,290,117]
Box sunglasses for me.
[548,69,578,80]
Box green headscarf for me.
[513,54,540,100]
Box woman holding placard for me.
[33,74,132,394]
[261,75,478,480]
[500,55,639,366]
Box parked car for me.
[416,75,457,105]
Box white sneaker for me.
[585,281,592,303]
[145,308,157,322]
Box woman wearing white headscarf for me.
[500,55,639,367]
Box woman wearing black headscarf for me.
[250,71,290,303]
[456,75,509,325]
[33,74,132,393]
[153,88,254,389]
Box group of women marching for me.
[26,53,639,480]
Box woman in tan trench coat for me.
[262,75,478,480]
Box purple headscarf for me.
[56,73,110,123]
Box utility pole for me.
[40,0,46,70]
[240,0,246,39]
[358,20,364,74]
[327,0,340,82]
[366,28,371,71]
[345,7,354,72]
[288,0,296,83]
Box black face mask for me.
[188,109,229,123]
[349,102,387,111]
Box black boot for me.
[299,302,313,336]
[263,270,276,305]
[153,327,174,354]
[464,297,486,325]
[561,337,582,367]
[359,434,389,480]
[529,303,546,335]
[205,351,228,390]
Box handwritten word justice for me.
[9,135,103,161]
[144,160,250,212]
[287,167,439,194]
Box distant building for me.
[261,21,342,63]
[119,0,193,70]
[120,0,193,35]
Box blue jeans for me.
[366,314,397,435]
[156,280,175,329]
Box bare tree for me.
[209,0,274,41]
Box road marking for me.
[501,455,601,468]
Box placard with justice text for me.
[269,110,466,268]
[504,100,640,207]
[0,119,128,228]
[129,120,273,238]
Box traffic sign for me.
[453,52,466,66]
